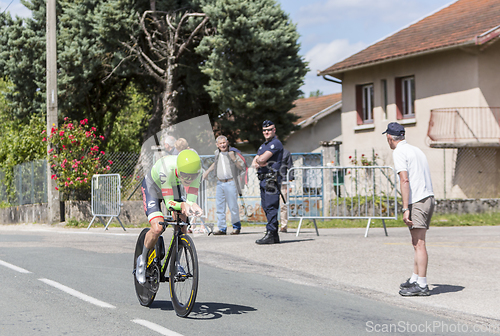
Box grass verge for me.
[64,212,500,229]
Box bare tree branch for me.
[102,54,133,83]
[140,11,158,58]
[120,40,166,84]
[165,13,176,31]
[174,12,206,50]
[121,8,210,129]
[137,47,166,77]
[177,16,209,58]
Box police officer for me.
[252,120,283,244]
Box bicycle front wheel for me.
[169,233,198,317]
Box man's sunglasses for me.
[262,128,275,133]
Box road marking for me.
[0,259,31,273]
[38,278,116,309]
[132,319,185,336]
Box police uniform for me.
[257,136,283,234]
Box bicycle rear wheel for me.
[169,233,198,317]
[134,228,158,306]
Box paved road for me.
[0,224,499,335]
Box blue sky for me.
[2,0,455,96]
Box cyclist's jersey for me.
[141,155,201,222]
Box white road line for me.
[0,259,32,273]
[132,319,185,336]
[38,278,116,309]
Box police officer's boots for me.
[256,230,278,244]
[272,230,280,244]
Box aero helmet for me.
[177,149,201,174]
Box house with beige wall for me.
[318,0,500,199]
[285,93,342,153]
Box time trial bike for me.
[133,208,199,317]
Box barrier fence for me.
[199,153,323,226]
[287,166,398,237]
[87,174,125,231]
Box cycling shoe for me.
[136,255,146,284]
[176,264,187,278]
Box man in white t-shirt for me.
[384,122,435,296]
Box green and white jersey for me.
[142,155,201,222]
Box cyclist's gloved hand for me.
[181,202,202,217]
[189,203,202,217]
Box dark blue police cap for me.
[382,122,405,136]
[262,120,275,128]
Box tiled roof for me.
[290,93,342,125]
[319,0,500,76]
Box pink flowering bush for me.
[44,118,111,200]
[348,153,379,166]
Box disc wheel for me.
[134,228,158,306]
[169,234,198,317]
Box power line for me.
[1,0,15,15]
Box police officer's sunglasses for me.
[262,127,275,132]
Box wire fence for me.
[0,153,146,206]
[0,160,48,206]
[104,152,144,200]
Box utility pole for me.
[46,0,60,223]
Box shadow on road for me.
[430,284,465,295]
[148,301,257,320]
[188,302,257,320]
[149,300,174,311]
[279,238,314,244]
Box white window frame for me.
[362,84,374,123]
[402,77,415,117]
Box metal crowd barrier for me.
[199,152,322,226]
[87,174,125,231]
[287,166,398,237]
[189,176,214,234]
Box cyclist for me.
[136,149,203,284]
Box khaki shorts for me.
[409,196,435,229]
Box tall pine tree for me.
[0,0,138,148]
[197,0,308,149]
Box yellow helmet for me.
[177,149,201,174]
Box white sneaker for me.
[135,255,146,284]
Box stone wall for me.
[0,201,148,225]
[0,203,48,224]
[435,198,500,214]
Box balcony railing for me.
[427,107,500,147]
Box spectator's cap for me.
[262,120,274,128]
[382,122,405,136]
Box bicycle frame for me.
[152,211,189,283]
